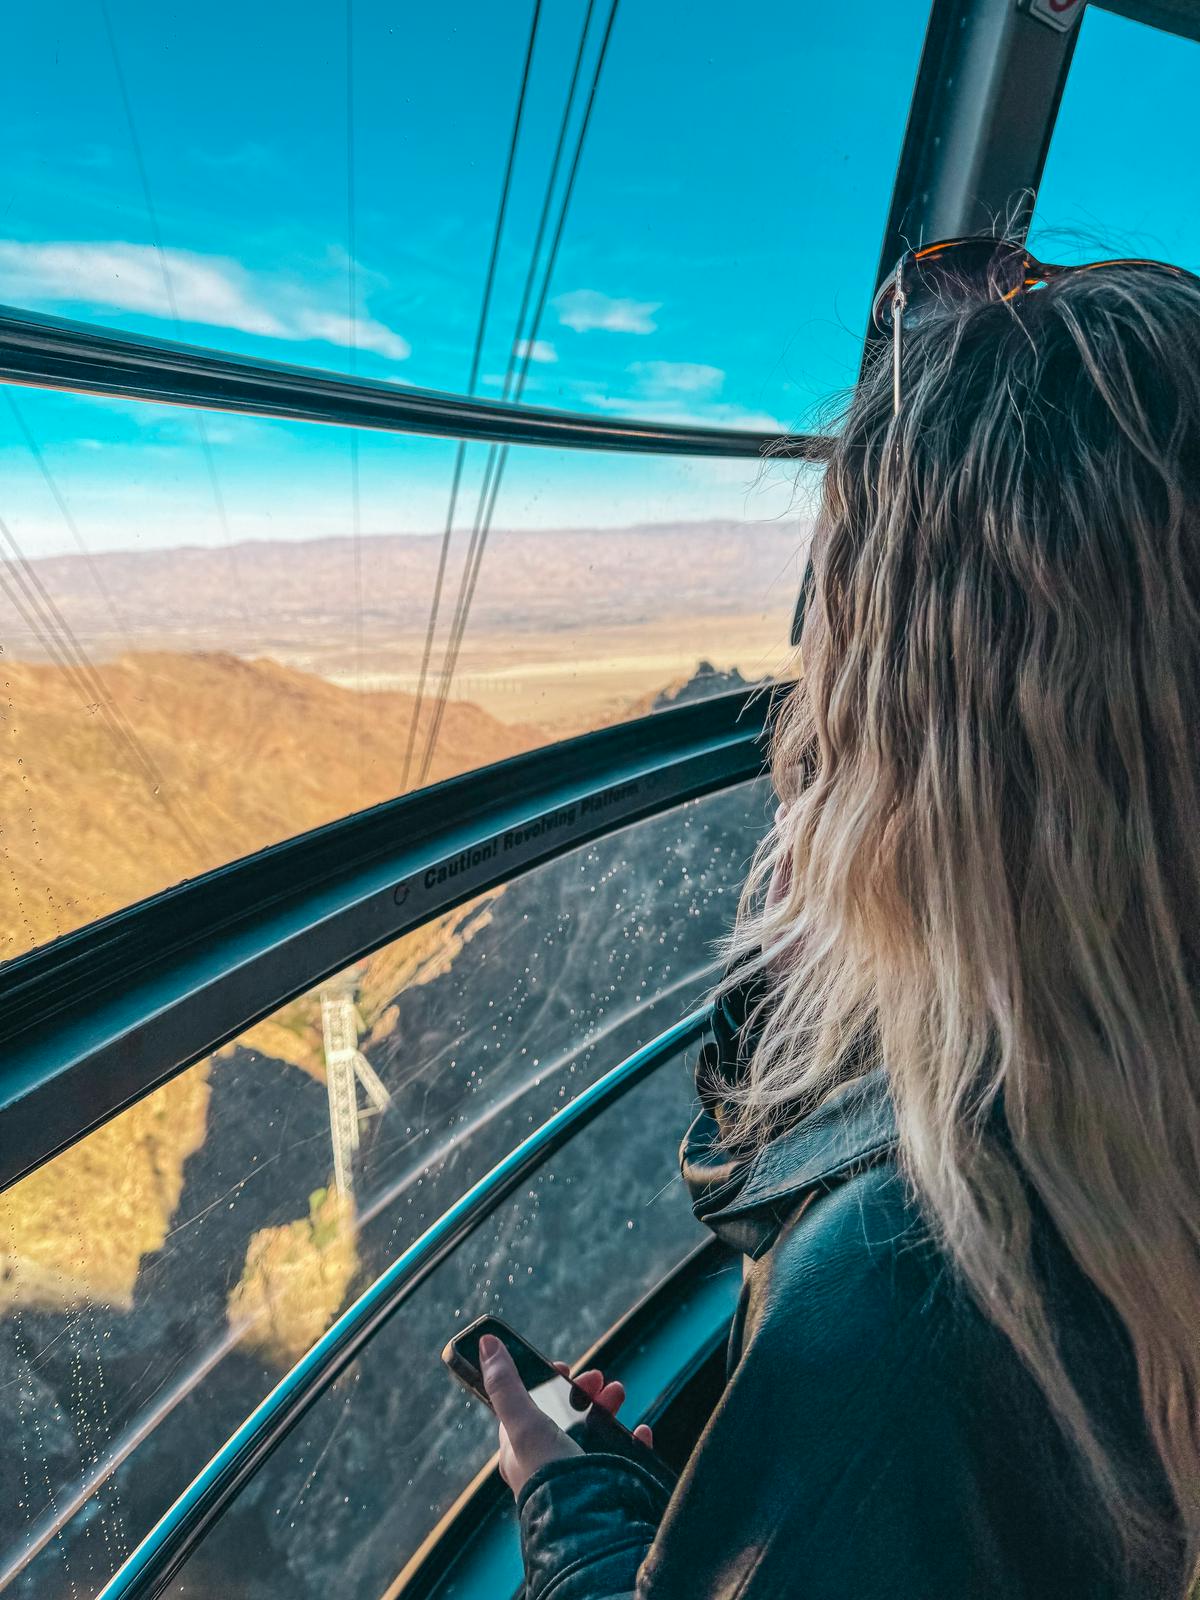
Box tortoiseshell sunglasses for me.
[871,236,1194,415]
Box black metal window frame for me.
[0,687,775,1194]
[867,0,1200,362]
[796,0,1199,640]
[865,0,1081,371]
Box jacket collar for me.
[679,1067,897,1259]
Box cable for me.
[417,0,620,785]
[346,0,365,802]
[431,0,597,730]
[4,389,134,653]
[1,392,208,844]
[98,0,251,629]
[0,515,209,855]
[505,0,598,408]
[398,0,545,791]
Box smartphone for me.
[441,1314,674,1491]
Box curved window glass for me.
[164,1057,710,1600]
[3,1,925,426]
[0,385,806,959]
[0,778,769,1596]
[1031,8,1200,272]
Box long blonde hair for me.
[720,258,1200,1587]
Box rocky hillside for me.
[0,650,541,958]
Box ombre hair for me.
[719,256,1200,1589]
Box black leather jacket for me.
[516,973,1181,1599]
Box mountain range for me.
[1,518,806,660]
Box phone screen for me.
[442,1315,677,1493]
[447,1321,591,1427]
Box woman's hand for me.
[479,1334,653,1499]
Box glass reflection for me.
[164,1059,706,1600]
[0,778,769,1596]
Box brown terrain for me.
[6,519,804,646]
[0,517,803,956]
[0,651,540,960]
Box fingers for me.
[596,1379,625,1413]
[556,1366,624,1413]
[547,1356,651,1442]
[480,1336,541,1435]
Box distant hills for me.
[0,651,541,960]
[0,518,806,662]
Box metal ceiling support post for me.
[873,0,1081,287]
[787,0,1081,648]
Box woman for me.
[480,238,1200,1597]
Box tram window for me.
[0,778,770,1596]
[162,1056,710,1600]
[1030,8,1200,272]
[0,384,804,963]
[2,1,922,421]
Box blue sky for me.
[1,2,1197,555]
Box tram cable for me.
[399,0,546,791]
[0,392,208,850]
[421,0,598,785]
[0,515,209,856]
[416,0,620,786]
[345,0,366,803]
[4,389,135,656]
[97,0,252,635]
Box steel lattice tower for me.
[321,989,391,1200]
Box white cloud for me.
[553,289,660,334]
[581,392,787,432]
[295,309,410,361]
[0,240,287,333]
[628,360,724,396]
[0,239,411,361]
[514,337,557,364]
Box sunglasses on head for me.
[871,236,1194,416]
